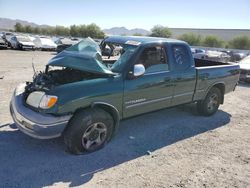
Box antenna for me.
[32,57,37,77]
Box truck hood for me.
[239,64,250,71]
[40,38,57,48]
[48,38,115,75]
[239,56,250,70]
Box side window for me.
[172,45,190,71]
[138,46,168,73]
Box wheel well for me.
[213,83,225,104]
[68,104,120,137]
[91,103,120,136]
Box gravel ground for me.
[0,50,249,188]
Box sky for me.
[0,0,249,30]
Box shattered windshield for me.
[111,45,138,73]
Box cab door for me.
[170,44,197,105]
[123,44,175,118]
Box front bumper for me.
[22,46,34,50]
[0,43,8,48]
[41,46,56,51]
[10,87,72,139]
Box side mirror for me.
[133,64,145,77]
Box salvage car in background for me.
[231,52,247,62]
[0,34,8,49]
[220,50,248,62]
[193,50,230,63]
[239,55,250,82]
[191,48,205,54]
[2,32,14,47]
[9,35,35,50]
[33,37,57,51]
[56,38,80,53]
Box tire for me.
[7,42,11,48]
[197,87,222,116]
[63,108,114,154]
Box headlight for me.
[26,91,58,109]
[39,95,58,109]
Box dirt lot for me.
[0,50,249,188]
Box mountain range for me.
[0,17,149,35]
[103,27,150,35]
[0,18,50,30]
[1,17,250,41]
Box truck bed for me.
[194,58,231,67]
[193,58,240,102]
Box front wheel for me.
[63,108,114,154]
[197,87,222,116]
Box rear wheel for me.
[197,87,222,116]
[63,108,114,154]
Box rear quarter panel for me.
[194,64,240,101]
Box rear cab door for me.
[167,43,197,105]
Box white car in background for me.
[239,55,250,82]
[9,35,35,50]
[2,32,14,47]
[33,37,57,51]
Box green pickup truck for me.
[10,36,240,154]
